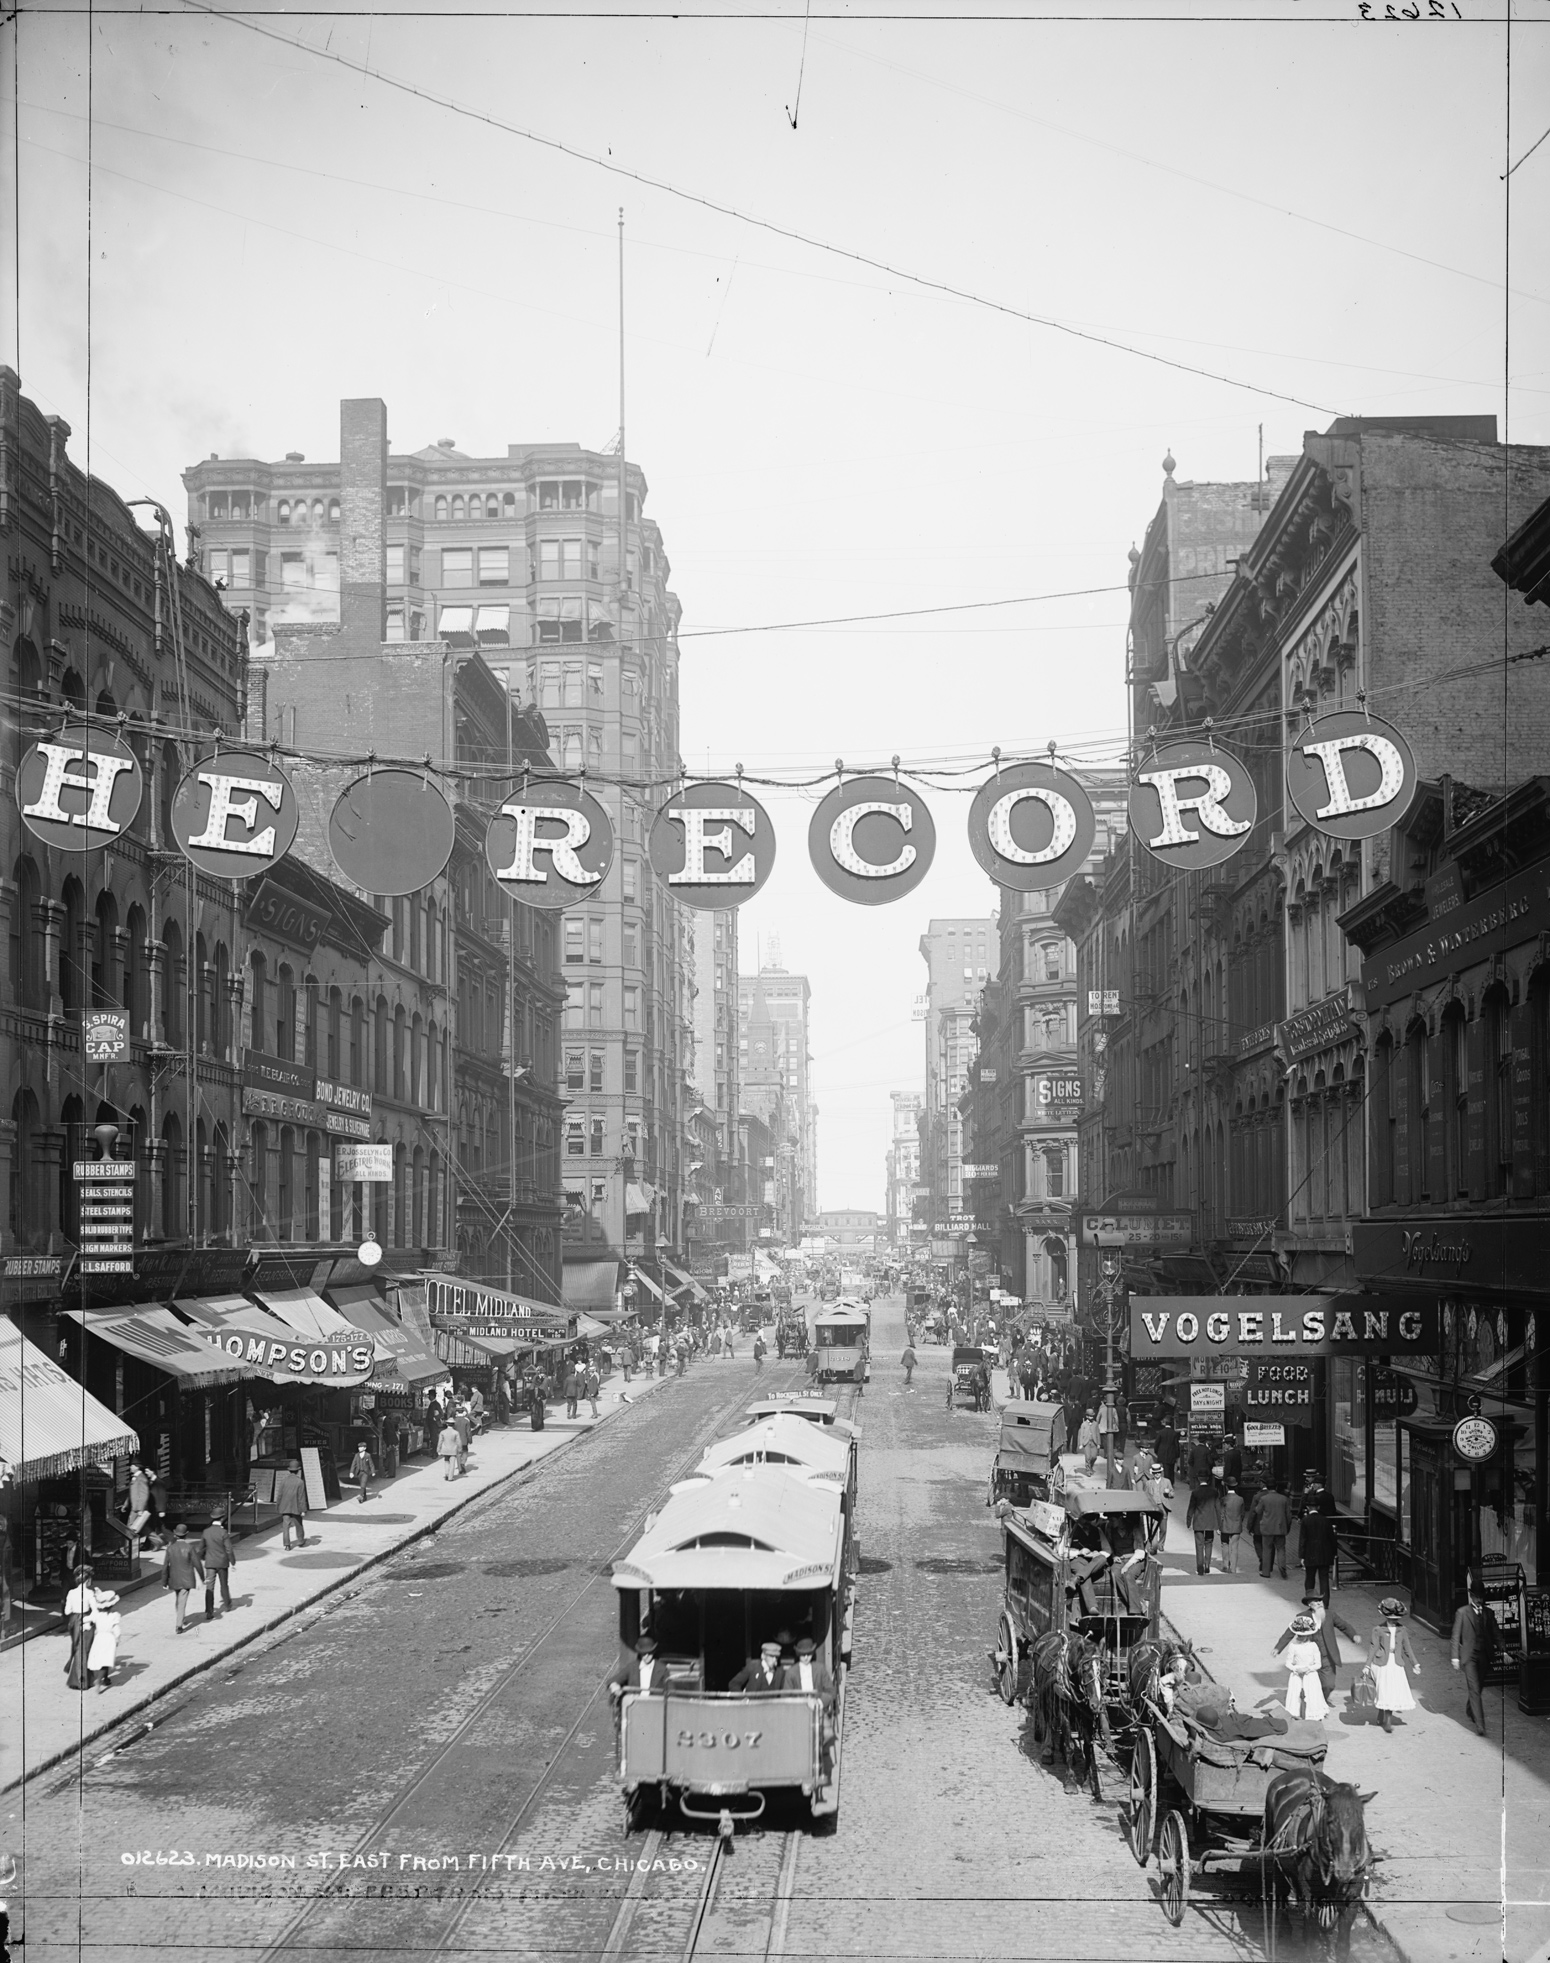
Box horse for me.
[1028,1630,1109,1783]
[1126,1635,1198,1716]
[1261,1766,1375,1960]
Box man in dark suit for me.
[1450,1587,1500,1736]
[728,1640,785,1695]
[780,1636,835,1703]
[609,1632,662,1697]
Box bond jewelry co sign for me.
[808,775,936,904]
[1129,739,1256,873]
[967,760,1094,892]
[1129,1293,1441,1359]
[486,780,614,910]
[170,750,299,878]
[647,780,777,909]
[17,723,144,850]
[1287,709,1418,842]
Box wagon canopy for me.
[998,1401,1065,1462]
[613,1466,844,1593]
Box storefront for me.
[325,1282,447,1466]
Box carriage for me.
[612,1462,852,1829]
[1125,1687,1369,1951]
[775,1310,808,1359]
[811,1302,870,1385]
[952,1346,988,1409]
[989,1463,1166,1784]
[987,1400,1066,1508]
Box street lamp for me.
[1098,1247,1123,1480]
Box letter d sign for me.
[1287,709,1417,841]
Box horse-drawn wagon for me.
[986,1400,1066,1509]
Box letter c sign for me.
[808,775,936,904]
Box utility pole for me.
[1097,1242,1123,1480]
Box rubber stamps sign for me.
[1129,1294,1440,1358]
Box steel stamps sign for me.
[808,776,935,905]
[967,760,1095,892]
[485,780,614,911]
[1129,739,1256,872]
[171,749,299,878]
[647,780,776,909]
[16,723,144,851]
[83,1009,129,1062]
[1287,709,1417,842]
[1130,1294,1441,1359]
[329,769,456,898]
[74,1157,135,1275]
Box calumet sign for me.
[1129,1294,1440,1359]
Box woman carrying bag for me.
[1369,1596,1422,1732]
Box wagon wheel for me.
[995,1617,1019,1706]
[1157,1809,1190,1927]
[1127,1729,1156,1867]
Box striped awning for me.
[0,1319,139,1483]
[63,1306,246,1389]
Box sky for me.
[8,0,1549,1210]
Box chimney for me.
[339,397,386,644]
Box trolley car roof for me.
[698,1415,853,1480]
[612,1468,844,1593]
[812,1304,870,1327]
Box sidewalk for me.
[1,1366,669,1796]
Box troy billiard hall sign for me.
[1129,1294,1440,1359]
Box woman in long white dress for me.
[1282,1612,1330,1720]
[85,1586,122,1690]
[1369,1596,1421,1732]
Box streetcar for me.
[810,1302,870,1385]
[696,1410,858,1518]
[744,1393,857,1439]
[611,1466,852,1830]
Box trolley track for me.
[597,1825,801,1963]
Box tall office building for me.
[688,909,742,1244]
[184,428,695,1304]
[737,951,816,1233]
[919,917,997,1247]
[885,1092,923,1250]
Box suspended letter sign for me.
[647,780,776,910]
[967,760,1095,892]
[16,722,143,850]
[170,749,299,878]
[485,779,613,910]
[1287,709,1417,841]
[808,775,935,905]
[329,769,456,897]
[1129,739,1256,872]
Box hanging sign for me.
[967,760,1094,891]
[485,779,613,910]
[1130,1294,1441,1359]
[329,769,456,898]
[336,1143,393,1183]
[647,780,776,909]
[1287,709,1417,842]
[83,1009,130,1062]
[16,722,144,850]
[198,1323,376,1386]
[1129,739,1256,872]
[170,748,299,878]
[808,775,935,905]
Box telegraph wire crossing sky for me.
[7,3,1546,1204]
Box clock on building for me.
[1452,1414,1500,1463]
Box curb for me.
[4,1374,674,1795]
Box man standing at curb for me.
[437,1415,463,1479]
[1450,1585,1500,1736]
[162,1525,204,1635]
[584,1362,601,1418]
[273,1460,309,1550]
[200,1518,237,1621]
[565,1360,582,1419]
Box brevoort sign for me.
[1129,1294,1440,1358]
[198,1325,376,1385]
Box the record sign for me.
[808,775,935,905]
[1130,739,1256,871]
[485,779,614,910]
[647,780,776,910]
[1287,709,1417,842]
[329,769,456,898]
[171,749,299,878]
[16,722,144,850]
[967,760,1095,891]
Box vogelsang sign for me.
[1129,1294,1439,1359]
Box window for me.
[622,860,637,904]
[442,548,473,588]
[586,539,601,581]
[479,546,509,585]
[566,1117,584,1156]
[589,1049,604,1092]
[623,922,639,967]
[588,916,604,964]
[590,1116,605,1156]
[386,544,405,584]
[563,663,584,708]
[564,918,584,964]
[435,494,448,521]
[588,661,604,699]
[588,982,604,1027]
[591,1179,607,1207]
[624,986,640,1032]
[565,1049,584,1091]
[452,495,466,521]
[538,662,561,709]
[539,541,560,580]
[562,539,582,580]
[281,552,305,589]
[385,608,405,642]
[474,605,510,647]
[1447,1006,1468,1197]
[625,1050,639,1094]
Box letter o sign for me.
[967,760,1095,892]
[1287,709,1417,841]
[808,775,935,905]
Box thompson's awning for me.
[172,1295,376,1388]
[328,1290,446,1385]
[562,1258,621,1313]
[1,1319,139,1482]
[253,1288,359,1341]
[63,1306,245,1389]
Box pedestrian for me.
[426,1395,444,1436]
[273,1458,309,1549]
[1300,1484,1339,1605]
[1078,1406,1102,1471]
[125,1461,166,1549]
[1186,1434,1216,1487]
[1220,1432,1244,1490]
[657,1339,668,1379]
[724,1327,736,1361]
[584,1363,601,1417]
[436,1417,463,1480]
[454,1402,473,1471]
[675,1341,687,1378]
[807,1347,822,1384]
[621,1342,633,1385]
[753,1333,766,1375]
[901,1343,917,1386]
[1280,1611,1330,1720]
[348,1440,376,1504]
[1186,1477,1223,1576]
[495,1375,512,1427]
[1219,1482,1247,1572]
[710,1325,723,1358]
[1250,1476,1291,1579]
[1276,1595,1360,1705]
[1155,1413,1180,1487]
[1450,1584,1500,1737]
[200,1517,237,1620]
[162,1523,205,1635]
[527,1372,546,1433]
[62,1563,110,1690]
[1369,1597,1421,1731]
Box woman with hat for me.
[1280,1610,1330,1720]
[1369,1597,1422,1731]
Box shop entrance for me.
[1404,1426,1475,1629]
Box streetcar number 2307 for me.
[676,1729,763,1750]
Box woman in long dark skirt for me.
[62,1563,95,1689]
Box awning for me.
[625,1181,655,1216]
[328,1291,446,1385]
[1,1319,139,1482]
[254,1288,359,1341]
[664,1261,708,1304]
[629,1266,667,1305]
[573,1313,613,1339]
[63,1306,246,1389]
[390,1286,457,1382]
[562,1258,621,1313]
[172,1294,377,1388]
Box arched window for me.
[485,494,499,519]
[10,856,44,1008]
[435,494,448,521]
[451,495,465,521]
[161,919,185,1046]
[60,877,85,1013]
[277,963,296,1060]
[249,952,268,1054]
[372,1143,389,1246]
[1485,984,1511,1199]
[410,901,422,975]
[196,1117,211,1240]
[1407,1019,1430,1201]
[327,986,342,1080]
[162,1110,184,1242]
[426,1154,439,1249]
[250,1120,269,1236]
[61,668,86,711]
[195,931,210,1050]
[1443,1004,1467,1197]
[159,740,181,848]
[393,1003,407,1100]
[328,499,341,523]
[1532,969,1550,1198]
[278,1125,294,1239]
[303,973,319,1068]
[502,491,516,516]
[305,1131,322,1240]
[212,941,230,1057]
[427,1018,439,1110]
[374,997,389,1094]
[412,1146,426,1245]
[59,1094,85,1242]
[93,889,120,1006]
[350,996,365,1087]
[1371,1032,1395,1209]
[277,500,291,524]
[125,905,149,1037]
[211,1123,231,1240]
[410,1012,423,1104]
[12,636,43,767]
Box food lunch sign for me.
[1130,1294,1441,1359]
[18,712,1423,904]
